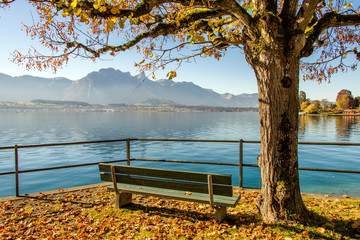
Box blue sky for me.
[0,2,359,102]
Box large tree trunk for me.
[244,47,308,223]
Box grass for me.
[0,187,359,239]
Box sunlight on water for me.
[0,112,359,197]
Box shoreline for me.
[1,183,359,202]
[300,113,360,117]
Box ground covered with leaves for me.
[0,187,359,239]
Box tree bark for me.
[244,47,308,223]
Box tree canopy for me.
[2,0,359,80]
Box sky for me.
[0,1,359,102]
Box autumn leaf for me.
[111,6,120,15]
[99,6,107,12]
[70,0,78,8]
[93,0,101,10]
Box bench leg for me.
[214,206,226,223]
[115,192,132,208]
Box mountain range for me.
[0,68,258,107]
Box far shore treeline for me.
[0,99,258,113]
[3,88,360,114]
[300,89,360,115]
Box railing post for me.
[15,145,19,197]
[239,139,243,188]
[126,138,130,165]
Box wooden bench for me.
[99,163,241,222]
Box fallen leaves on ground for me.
[0,188,359,239]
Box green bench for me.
[99,163,241,222]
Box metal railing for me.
[1,138,360,197]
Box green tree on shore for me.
[299,91,307,107]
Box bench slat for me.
[107,183,241,208]
[99,163,231,185]
[101,172,233,196]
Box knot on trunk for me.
[281,76,292,88]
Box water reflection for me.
[299,115,359,142]
[335,116,358,141]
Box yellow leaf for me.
[343,3,353,8]
[107,20,114,30]
[111,6,120,14]
[118,19,125,28]
[151,72,156,79]
[80,14,87,22]
[149,52,153,58]
[75,8,82,16]
[70,0,78,8]
[99,6,107,12]
[94,0,101,10]
[62,10,70,17]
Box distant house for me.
[343,109,358,115]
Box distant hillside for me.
[0,73,71,102]
[0,68,258,107]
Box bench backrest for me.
[99,163,233,197]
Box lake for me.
[0,112,359,198]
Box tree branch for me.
[221,0,253,27]
[280,0,298,19]
[71,9,227,56]
[295,0,322,31]
[255,0,277,13]
[301,12,360,57]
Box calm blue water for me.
[0,112,359,198]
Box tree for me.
[4,0,360,223]
[320,99,329,111]
[304,103,318,114]
[336,89,354,109]
[336,95,351,109]
[352,96,360,109]
[311,100,320,109]
[299,91,307,107]
[300,101,309,112]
